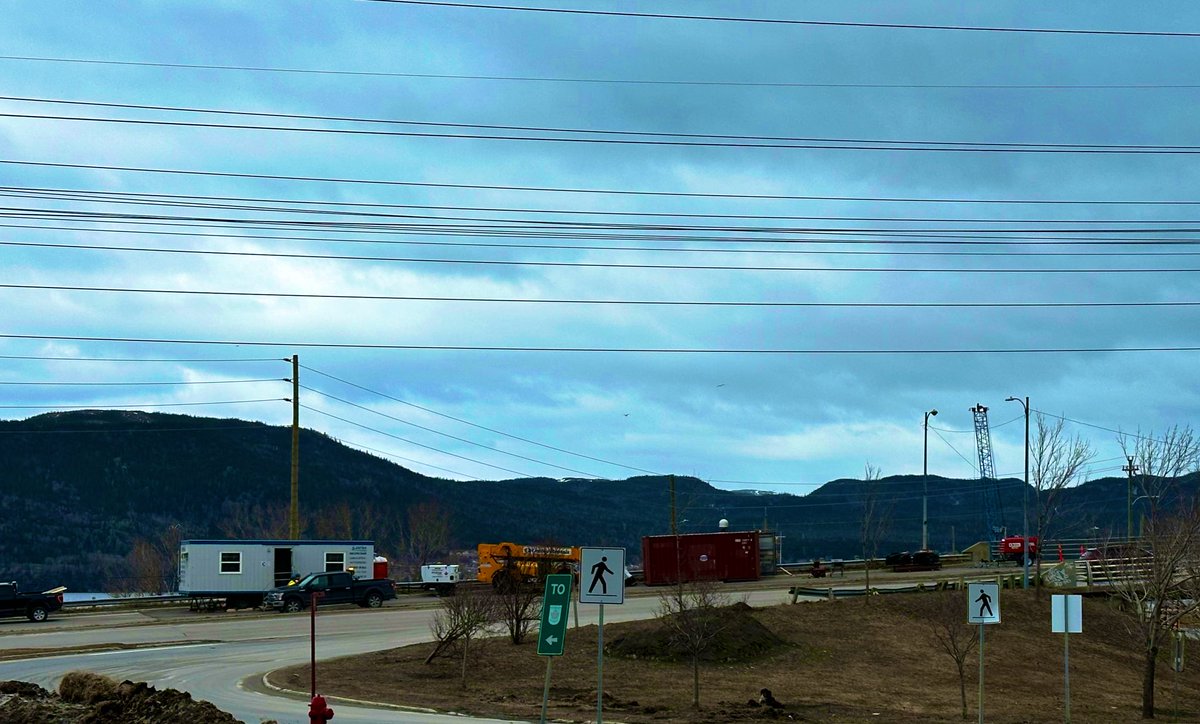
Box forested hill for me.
[0,410,1176,591]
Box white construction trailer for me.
[178,539,375,609]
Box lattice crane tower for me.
[970,403,1005,540]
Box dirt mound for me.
[605,603,785,663]
[59,672,118,705]
[0,675,242,724]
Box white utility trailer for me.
[178,539,375,609]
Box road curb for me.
[255,670,443,715]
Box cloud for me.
[3,1,1200,490]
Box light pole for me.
[1005,396,1030,590]
[923,409,938,551]
[1133,495,1159,538]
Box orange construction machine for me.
[476,542,581,592]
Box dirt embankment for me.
[271,588,1200,723]
[0,672,253,724]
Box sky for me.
[2,1,1200,498]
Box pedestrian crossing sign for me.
[579,547,625,605]
[968,582,1001,624]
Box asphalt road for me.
[0,587,795,723]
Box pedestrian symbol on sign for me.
[579,548,626,605]
[588,556,614,595]
[975,589,993,618]
[967,582,1001,624]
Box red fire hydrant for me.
[308,694,335,722]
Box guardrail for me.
[788,571,1028,602]
[1074,558,1153,587]
[62,594,186,610]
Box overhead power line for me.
[12,221,1200,256]
[301,383,606,478]
[5,333,1200,355]
[8,283,1200,309]
[301,403,535,477]
[11,239,1200,273]
[0,354,282,362]
[1032,409,1188,445]
[323,433,479,479]
[15,217,1200,248]
[7,95,1200,153]
[303,364,660,475]
[0,378,284,386]
[7,100,1200,153]
[20,184,1200,223]
[0,398,286,409]
[0,423,275,435]
[7,54,1200,90]
[365,1,1200,38]
[29,201,1200,233]
[9,159,1200,205]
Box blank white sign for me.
[1052,594,1083,633]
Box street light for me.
[1133,495,1159,538]
[923,409,938,551]
[1005,396,1031,590]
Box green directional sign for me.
[537,573,573,657]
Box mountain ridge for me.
[0,410,1175,590]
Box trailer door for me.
[273,547,294,587]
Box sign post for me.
[1052,594,1083,723]
[537,573,573,724]
[968,582,1000,724]
[580,547,626,724]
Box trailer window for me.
[219,551,242,575]
[324,552,346,572]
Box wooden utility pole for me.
[1123,456,1139,542]
[289,354,300,539]
[669,474,677,536]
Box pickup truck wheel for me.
[282,598,303,614]
[27,605,48,622]
[365,591,384,608]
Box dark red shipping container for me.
[641,531,761,585]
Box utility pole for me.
[1021,397,1029,590]
[669,474,677,536]
[669,474,681,587]
[289,354,300,539]
[1123,456,1139,542]
[1005,396,1030,590]
[923,409,938,550]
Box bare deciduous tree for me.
[118,524,183,594]
[406,500,452,577]
[1030,413,1094,596]
[926,590,979,720]
[496,581,541,645]
[1112,426,1200,719]
[656,579,732,709]
[859,463,891,601]
[1120,426,1200,520]
[425,586,499,689]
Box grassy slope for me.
[271,588,1200,723]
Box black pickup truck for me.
[0,581,66,622]
[263,571,395,613]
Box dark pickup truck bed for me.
[263,571,395,612]
[0,582,66,622]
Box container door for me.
[687,543,718,581]
[273,548,294,587]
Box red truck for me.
[998,536,1039,562]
